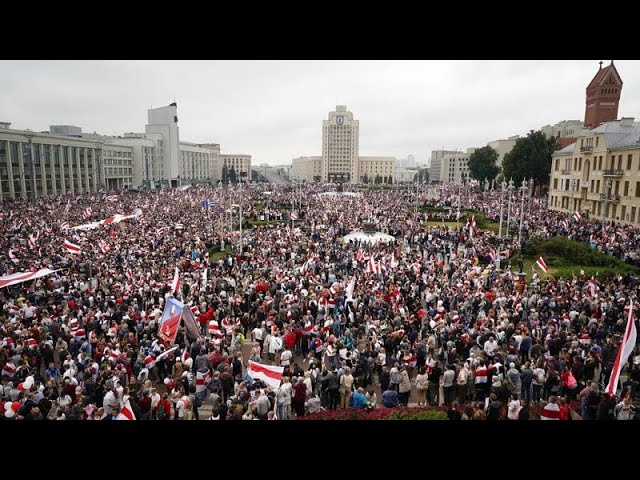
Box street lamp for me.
[231,203,242,253]
[518,179,527,250]
[602,179,613,227]
[506,178,514,238]
[499,180,507,238]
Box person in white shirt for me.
[268,333,283,364]
[276,377,292,420]
[280,348,293,368]
[484,336,498,359]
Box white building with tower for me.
[292,105,396,184]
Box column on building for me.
[68,146,75,193]
[49,144,57,194]
[17,142,27,199]
[58,145,66,193]
[39,143,48,196]
[6,140,15,199]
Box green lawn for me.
[248,219,285,227]
[209,246,233,262]
[509,237,640,280]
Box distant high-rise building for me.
[322,105,359,183]
[145,103,180,186]
[584,61,623,129]
[429,150,460,183]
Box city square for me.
[0,60,638,421]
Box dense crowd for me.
[0,182,638,421]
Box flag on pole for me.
[202,268,208,289]
[605,300,637,397]
[535,257,549,273]
[158,298,184,345]
[345,276,356,302]
[8,249,19,264]
[116,400,136,420]
[389,252,398,269]
[170,267,181,294]
[247,360,284,389]
[588,276,596,297]
[0,268,61,289]
[573,211,581,222]
[64,240,81,255]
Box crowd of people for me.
[0,181,638,421]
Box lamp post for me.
[506,178,514,238]
[518,179,527,250]
[602,179,613,227]
[527,178,534,216]
[499,180,507,238]
[231,203,242,253]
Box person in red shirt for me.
[558,397,571,420]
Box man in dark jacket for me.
[520,362,534,402]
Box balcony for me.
[581,180,589,188]
[580,145,593,154]
[602,169,624,177]
[600,194,620,202]
[560,169,571,175]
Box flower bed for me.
[298,406,449,421]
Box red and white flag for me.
[60,221,70,231]
[116,400,136,420]
[588,276,596,298]
[345,276,356,302]
[105,195,118,202]
[573,211,581,222]
[28,234,37,249]
[8,248,19,264]
[154,346,179,363]
[98,239,109,254]
[605,300,637,396]
[196,370,211,394]
[535,257,548,273]
[247,360,284,389]
[170,267,181,294]
[0,268,60,289]
[64,240,81,255]
[82,207,92,219]
[202,268,208,288]
[2,362,17,378]
[540,401,560,420]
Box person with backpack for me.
[154,393,171,420]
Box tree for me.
[221,164,228,183]
[362,173,369,184]
[414,168,430,183]
[502,130,559,190]
[229,167,238,183]
[375,175,382,185]
[468,146,500,182]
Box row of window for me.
[104,150,132,158]
[555,153,637,172]
[551,197,636,224]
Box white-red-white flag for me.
[116,399,136,420]
[247,360,284,389]
[170,267,180,294]
[64,240,81,255]
[573,211,581,222]
[606,300,637,396]
[202,268,208,288]
[345,276,356,302]
[588,276,596,298]
[535,257,548,273]
[8,248,19,264]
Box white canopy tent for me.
[343,231,396,244]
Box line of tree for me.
[468,146,500,183]
[502,130,558,193]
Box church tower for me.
[584,61,623,129]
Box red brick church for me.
[584,60,623,129]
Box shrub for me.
[299,406,449,421]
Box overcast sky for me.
[1,60,639,165]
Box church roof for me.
[587,61,623,89]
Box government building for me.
[291,105,396,184]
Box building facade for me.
[440,149,475,184]
[291,156,322,182]
[220,154,252,182]
[358,156,396,184]
[548,118,640,225]
[395,168,419,183]
[487,136,519,169]
[429,150,461,183]
[102,142,134,190]
[178,142,217,184]
[322,105,359,183]
[0,124,102,202]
